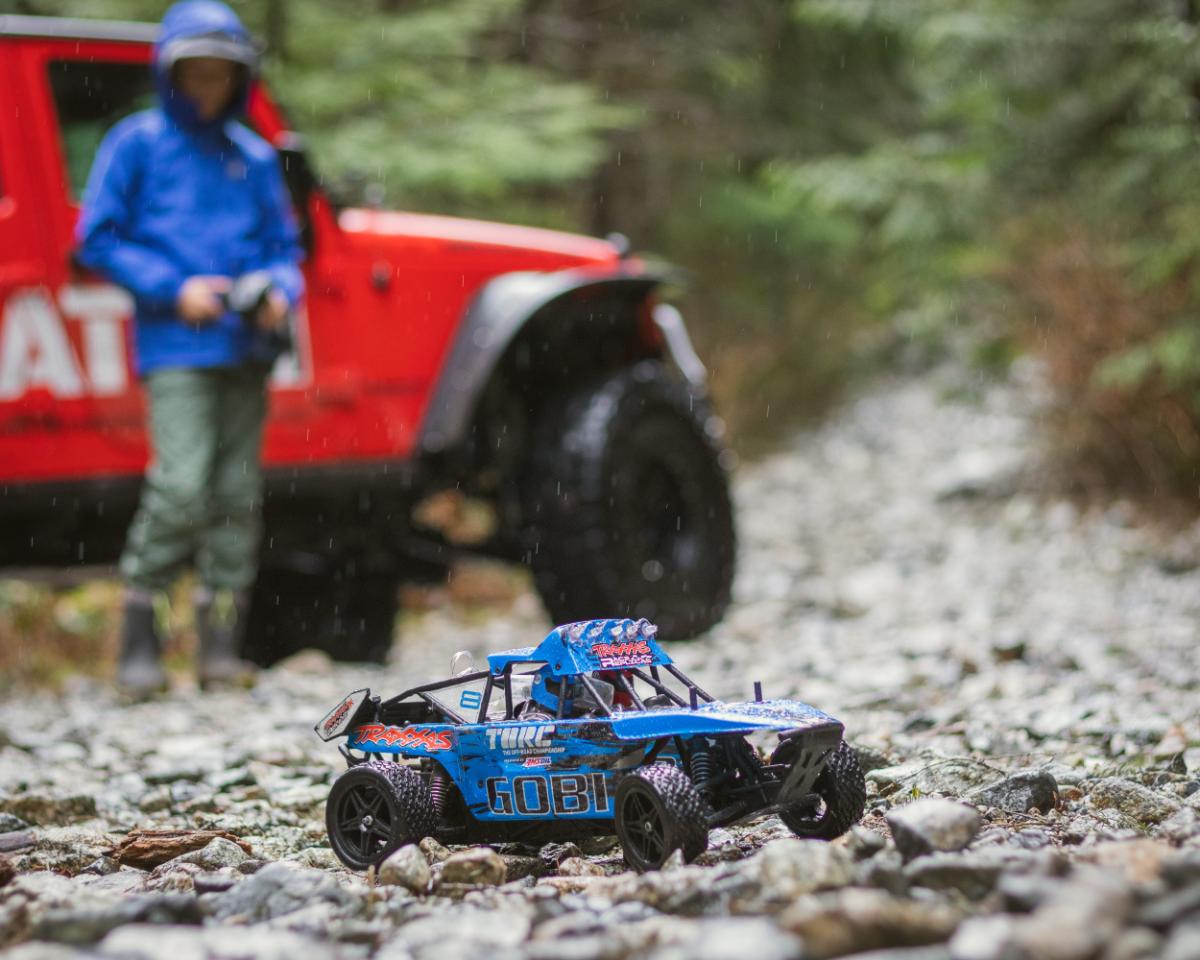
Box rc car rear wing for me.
[314,688,373,741]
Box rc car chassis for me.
[317,618,866,871]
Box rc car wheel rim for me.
[333,781,395,865]
[619,786,668,866]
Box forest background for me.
[11,0,1200,494]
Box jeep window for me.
[46,60,154,199]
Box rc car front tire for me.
[614,763,709,871]
[522,361,735,641]
[771,740,866,841]
[325,761,437,871]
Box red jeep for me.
[0,14,735,664]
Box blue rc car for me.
[316,618,865,871]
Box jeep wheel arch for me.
[418,267,705,458]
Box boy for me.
[76,0,304,695]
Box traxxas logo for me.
[322,697,354,736]
[352,724,454,751]
[590,640,653,668]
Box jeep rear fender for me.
[418,267,707,454]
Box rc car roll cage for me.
[376,658,714,727]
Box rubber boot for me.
[117,589,168,698]
[194,588,256,690]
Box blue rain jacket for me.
[75,0,304,376]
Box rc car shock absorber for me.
[429,766,448,816]
[688,741,714,796]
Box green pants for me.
[121,365,269,593]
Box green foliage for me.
[15,0,1200,480]
[259,0,634,207]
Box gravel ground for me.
[2,363,1199,960]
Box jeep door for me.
[8,37,156,484]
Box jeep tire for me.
[326,760,437,871]
[522,361,735,640]
[614,763,709,871]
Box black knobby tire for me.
[325,760,437,871]
[771,740,866,841]
[614,763,709,871]
[522,361,735,641]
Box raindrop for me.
[642,560,664,582]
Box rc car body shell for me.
[317,618,849,829]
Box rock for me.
[638,916,804,960]
[1089,778,1182,825]
[418,836,451,864]
[291,847,341,870]
[0,813,30,832]
[850,745,896,775]
[779,888,960,959]
[1,944,87,960]
[500,854,546,881]
[739,838,856,899]
[96,924,343,960]
[1103,927,1163,960]
[385,904,531,953]
[1135,883,1200,930]
[885,799,983,861]
[144,862,204,894]
[538,841,583,866]
[997,872,1068,913]
[208,863,358,921]
[847,825,888,859]
[379,844,430,893]
[439,847,507,886]
[107,829,253,870]
[1158,806,1200,843]
[966,770,1059,814]
[0,853,13,888]
[557,856,604,877]
[826,949,951,960]
[80,856,121,876]
[30,894,203,944]
[1015,868,1133,960]
[0,792,96,826]
[868,757,1000,798]
[192,871,239,894]
[903,851,1006,900]
[1162,920,1200,960]
[161,837,248,872]
[949,914,1020,960]
[0,830,37,854]
[1077,839,1174,885]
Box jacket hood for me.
[153,0,258,133]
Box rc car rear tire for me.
[771,740,866,841]
[614,763,709,871]
[326,761,437,871]
[522,361,735,641]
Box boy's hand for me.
[177,276,232,324]
[256,289,290,332]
